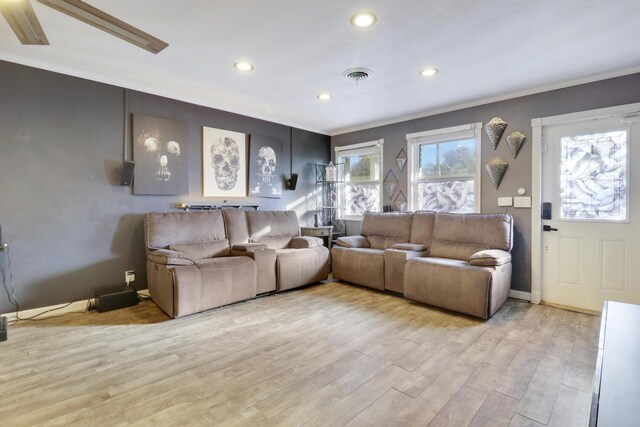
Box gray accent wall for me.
[332,73,640,293]
[0,60,329,312]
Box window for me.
[335,140,383,218]
[407,123,481,213]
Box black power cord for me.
[1,245,150,325]
[1,245,91,325]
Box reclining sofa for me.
[145,209,329,318]
[332,211,513,319]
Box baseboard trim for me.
[1,287,151,322]
[509,290,532,302]
[1,299,92,322]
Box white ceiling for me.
[1,0,640,135]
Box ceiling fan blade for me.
[0,0,49,45]
[37,0,168,54]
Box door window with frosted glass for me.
[559,130,628,221]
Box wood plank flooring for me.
[0,281,600,426]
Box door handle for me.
[543,225,558,232]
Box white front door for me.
[540,112,640,311]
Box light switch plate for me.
[498,197,513,207]
[514,196,532,208]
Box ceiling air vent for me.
[343,68,372,85]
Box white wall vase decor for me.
[506,131,526,159]
[383,169,398,199]
[485,117,508,150]
[393,191,407,212]
[395,148,407,171]
[486,156,508,189]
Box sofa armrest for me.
[289,236,323,249]
[468,249,512,266]
[232,243,269,252]
[148,249,195,266]
[335,235,370,248]
[391,243,428,252]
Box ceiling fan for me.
[0,0,168,54]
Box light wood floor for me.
[0,281,600,427]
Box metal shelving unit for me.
[315,163,345,235]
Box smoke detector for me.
[343,68,372,85]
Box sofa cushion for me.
[194,256,254,269]
[336,235,370,248]
[430,240,489,261]
[331,246,385,291]
[146,210,227,249]
[147,249,194,265]
[246,210,299,249]
[170,240,230,259]
[275,246,330,291]
[432,212,513,251]
[361,212,412,249]
[410,211,437,246]
[222,208,250,246]
[404,257,495,319]
[367,236,411,250]
[468,249,512,266]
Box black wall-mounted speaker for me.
[120,160,135,186]
[286,173,298,191]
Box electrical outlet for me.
[514,196,532,208]
[498,197,513,207]
[125,270,135,286]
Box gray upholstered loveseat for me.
[145,210,329,318]
[331,211,513,319]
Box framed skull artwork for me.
[249,135,284,198]
[202,126,247,197]
[132,114,188,195]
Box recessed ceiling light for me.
[317,93,333,101]
[351,13,377,28]
[420,67,439,77]
[234,62,254,72]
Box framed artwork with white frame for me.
[202,126,247,197]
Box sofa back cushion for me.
[429,241,490,261]
[169,240,230,259]
[222,208,250,246]
[360,212,412,249]
[246,210,299,249]
[429,212,513,260]
[410,211,437,247]
[146,211,227,249]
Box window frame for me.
[406,123,482,213]
[335,139,384,220]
